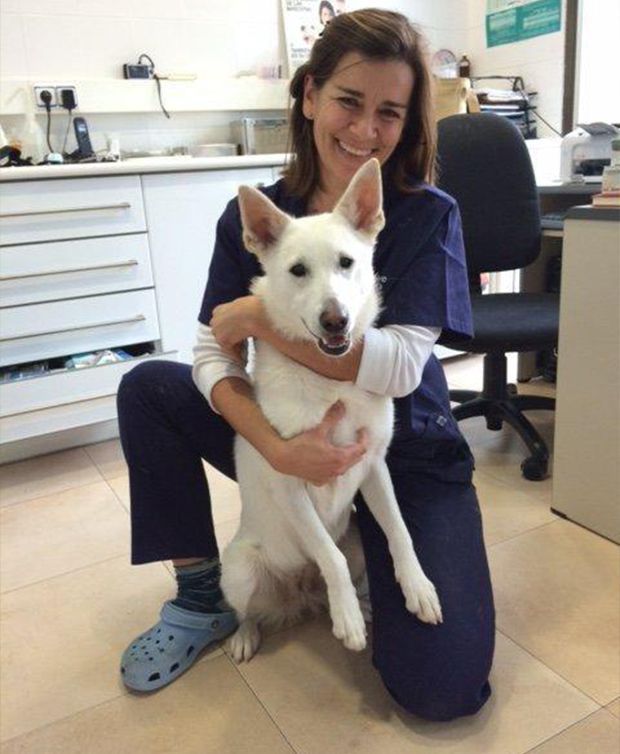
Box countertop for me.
[0,153,288,182]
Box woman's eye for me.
[289,263,308,277]
[338,97,359,109]
[339,256,354,269]
[380,108,400,120]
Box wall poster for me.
[486,0,561,48]
[281,0,347,76]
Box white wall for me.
[464,0,566,138]
[1,0,567,152]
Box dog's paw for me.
[227,621,261,663]
[399,572,443,625]
[330,600,367,651]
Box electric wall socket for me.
[34,86,57,108]
[56,86,78,109]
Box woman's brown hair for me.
[282,8,436,202]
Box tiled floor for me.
[1,354,618,754]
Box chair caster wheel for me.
[521,456,548,481]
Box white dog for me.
[221,159,442,662]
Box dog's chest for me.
[252,342,392,448]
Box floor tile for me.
[202,462,242,524]
[231,616,597,754]
[83,439,127,481]
[0,449,102,508]
[526,708,620,754]
[463,417,555,502]
[0,481,129,593]
[489,519,620,705]
[0,556,193,742]
[607,698,620,717]
[0,655,293,754]
[474,470,557,547]
[442,353,485,390]
[215,517,241,552]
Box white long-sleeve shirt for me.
[192,322,440,413]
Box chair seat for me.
[445,292,559,353]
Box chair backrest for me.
[436,113,541,274]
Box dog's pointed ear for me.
[334,158,385,238]
[238,185,290,256]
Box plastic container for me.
[602,137,620,192]
[19,111,47,164]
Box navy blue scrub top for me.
[199,177,473,454]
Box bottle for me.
[458,54,471,79]
[601,137,620,192]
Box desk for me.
[518,181,601,380]
[551,207,620,543]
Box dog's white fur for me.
[221,159,442,662]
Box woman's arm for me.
[209,296,440,393]
[192,325,368,485]
[210,377,368,486]
[210,296,363,382]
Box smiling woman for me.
[284,8,436,206]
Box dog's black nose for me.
[320,300,349,334]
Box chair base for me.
[450,353,555,481]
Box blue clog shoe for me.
[120,600,237,691]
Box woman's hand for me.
[269,401,369,486]
[210,296,267,363]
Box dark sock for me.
[171,557,229,614]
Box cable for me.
[40,90,54,152]
[138,53,170,119]
[513,78,562,137]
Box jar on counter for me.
[458,55,471,79]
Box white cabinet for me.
[0,163,280,460]
[0,176,167,457]
[142,167,274,363]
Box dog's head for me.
[237,158,385,357]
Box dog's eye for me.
[339,256,354,270]
[289,263,308,277]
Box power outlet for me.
[34,86,58,108]
[56,86,78,110]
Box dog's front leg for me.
[360,461,443,625]
[274,478,367,651]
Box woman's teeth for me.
[337,140,373,157]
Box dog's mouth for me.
[318,334,351,356]
[302,319,351,357]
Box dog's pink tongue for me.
[326,335,347,346]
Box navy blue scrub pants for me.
[117,360,495,721]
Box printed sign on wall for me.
[281,0,347,76]
[486,0,561,48]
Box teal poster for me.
[486,0,561,48]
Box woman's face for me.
[303,52,414,199]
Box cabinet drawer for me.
[0,351,177,442]
[0,176,146,245]
[0,234,154,307]
[0,289,160,367]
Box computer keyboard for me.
[541,211,568,230]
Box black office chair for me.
[436,113,558,481]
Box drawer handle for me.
[0,314,146,342]
[0,202,131,219]
[0,259,139,281]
